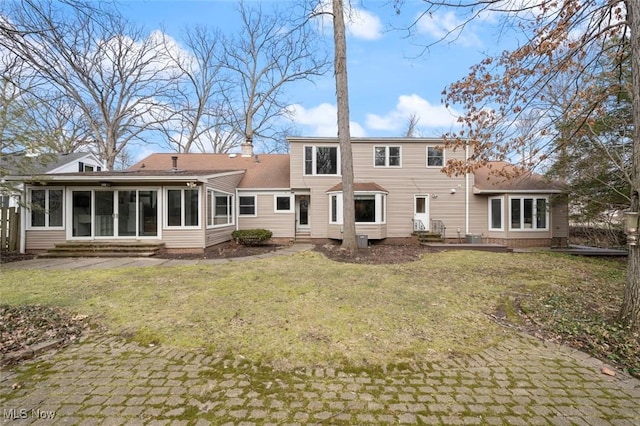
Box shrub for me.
[232,229,273,246]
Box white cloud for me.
[314,1,383,41]
[346,7,383,41]
[287,103,366,137]
[365,94,459,131]
[415,11,482,48]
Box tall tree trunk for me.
[620,0,640,330]
[332,0,357,251]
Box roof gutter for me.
[473,187,564,195]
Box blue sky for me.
[120,0,515,141]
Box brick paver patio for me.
[1,332,639,425]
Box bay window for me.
[330,192,386,224]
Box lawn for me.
[0,250,634,373]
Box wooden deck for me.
[424,243,512,253]
[548,245,628,257]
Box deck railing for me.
[431,219,446,240]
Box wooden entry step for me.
[40,241,165,258]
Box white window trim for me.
[206,189,234,229]
[488,196,504,231]
[274,194,294,213]
[26,187,65,230]
[238,194,257,217]
[426,146,445,168]
[373,146,402,168]
[164,187,201,229]
[303,145,341,176]
[508,196,549,231]
[329,191,386,225]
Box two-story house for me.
[6,138,567,254]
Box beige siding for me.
[161,228,204,249]
[205,225,234,247]
[207,172,244,193]
[290,139,470,239]
[237,192,295,238]
[551,194,569,239]
[328,223,386,240]
[25,229,66,251]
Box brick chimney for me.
[241,137,253,157]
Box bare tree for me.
[332,0,357,252]
[159,26,238,153]
[394,0,640,329]
[0,0,180,169]
[622,0,639,330]
[217,1,330,154]
[404,112,421,137]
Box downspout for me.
[235,188,239,231]
[20,186,26,254]
[465,142,470,235]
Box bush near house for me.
[232,229,273,246]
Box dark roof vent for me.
[171,156,178,171]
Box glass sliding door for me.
[95,191,114,237]
[72,191,92,237]
[70,189,158,239]
[138,190,158,237]
[118,191,137,237]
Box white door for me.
[296,195,310,232]
[414,195,430,231]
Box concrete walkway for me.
[2,244,640,424]
[0,244,315,270]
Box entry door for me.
[414,195,430,231]
[296,195,310,232]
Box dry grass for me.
[0,250,627,371]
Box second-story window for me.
[427,146,444,167]
[304,146,339,175]
[374,146,401,167]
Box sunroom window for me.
[29,188,63,228]
[207,190,233,226]
[167,189,199,227]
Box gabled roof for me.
[326,182,389,193]
[473,161,565,194]
[0,152,98,175]
[128,153,291,189]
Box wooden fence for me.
[1,207,20,253]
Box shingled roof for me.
[128,153,291,189]
[473,161,565,193]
